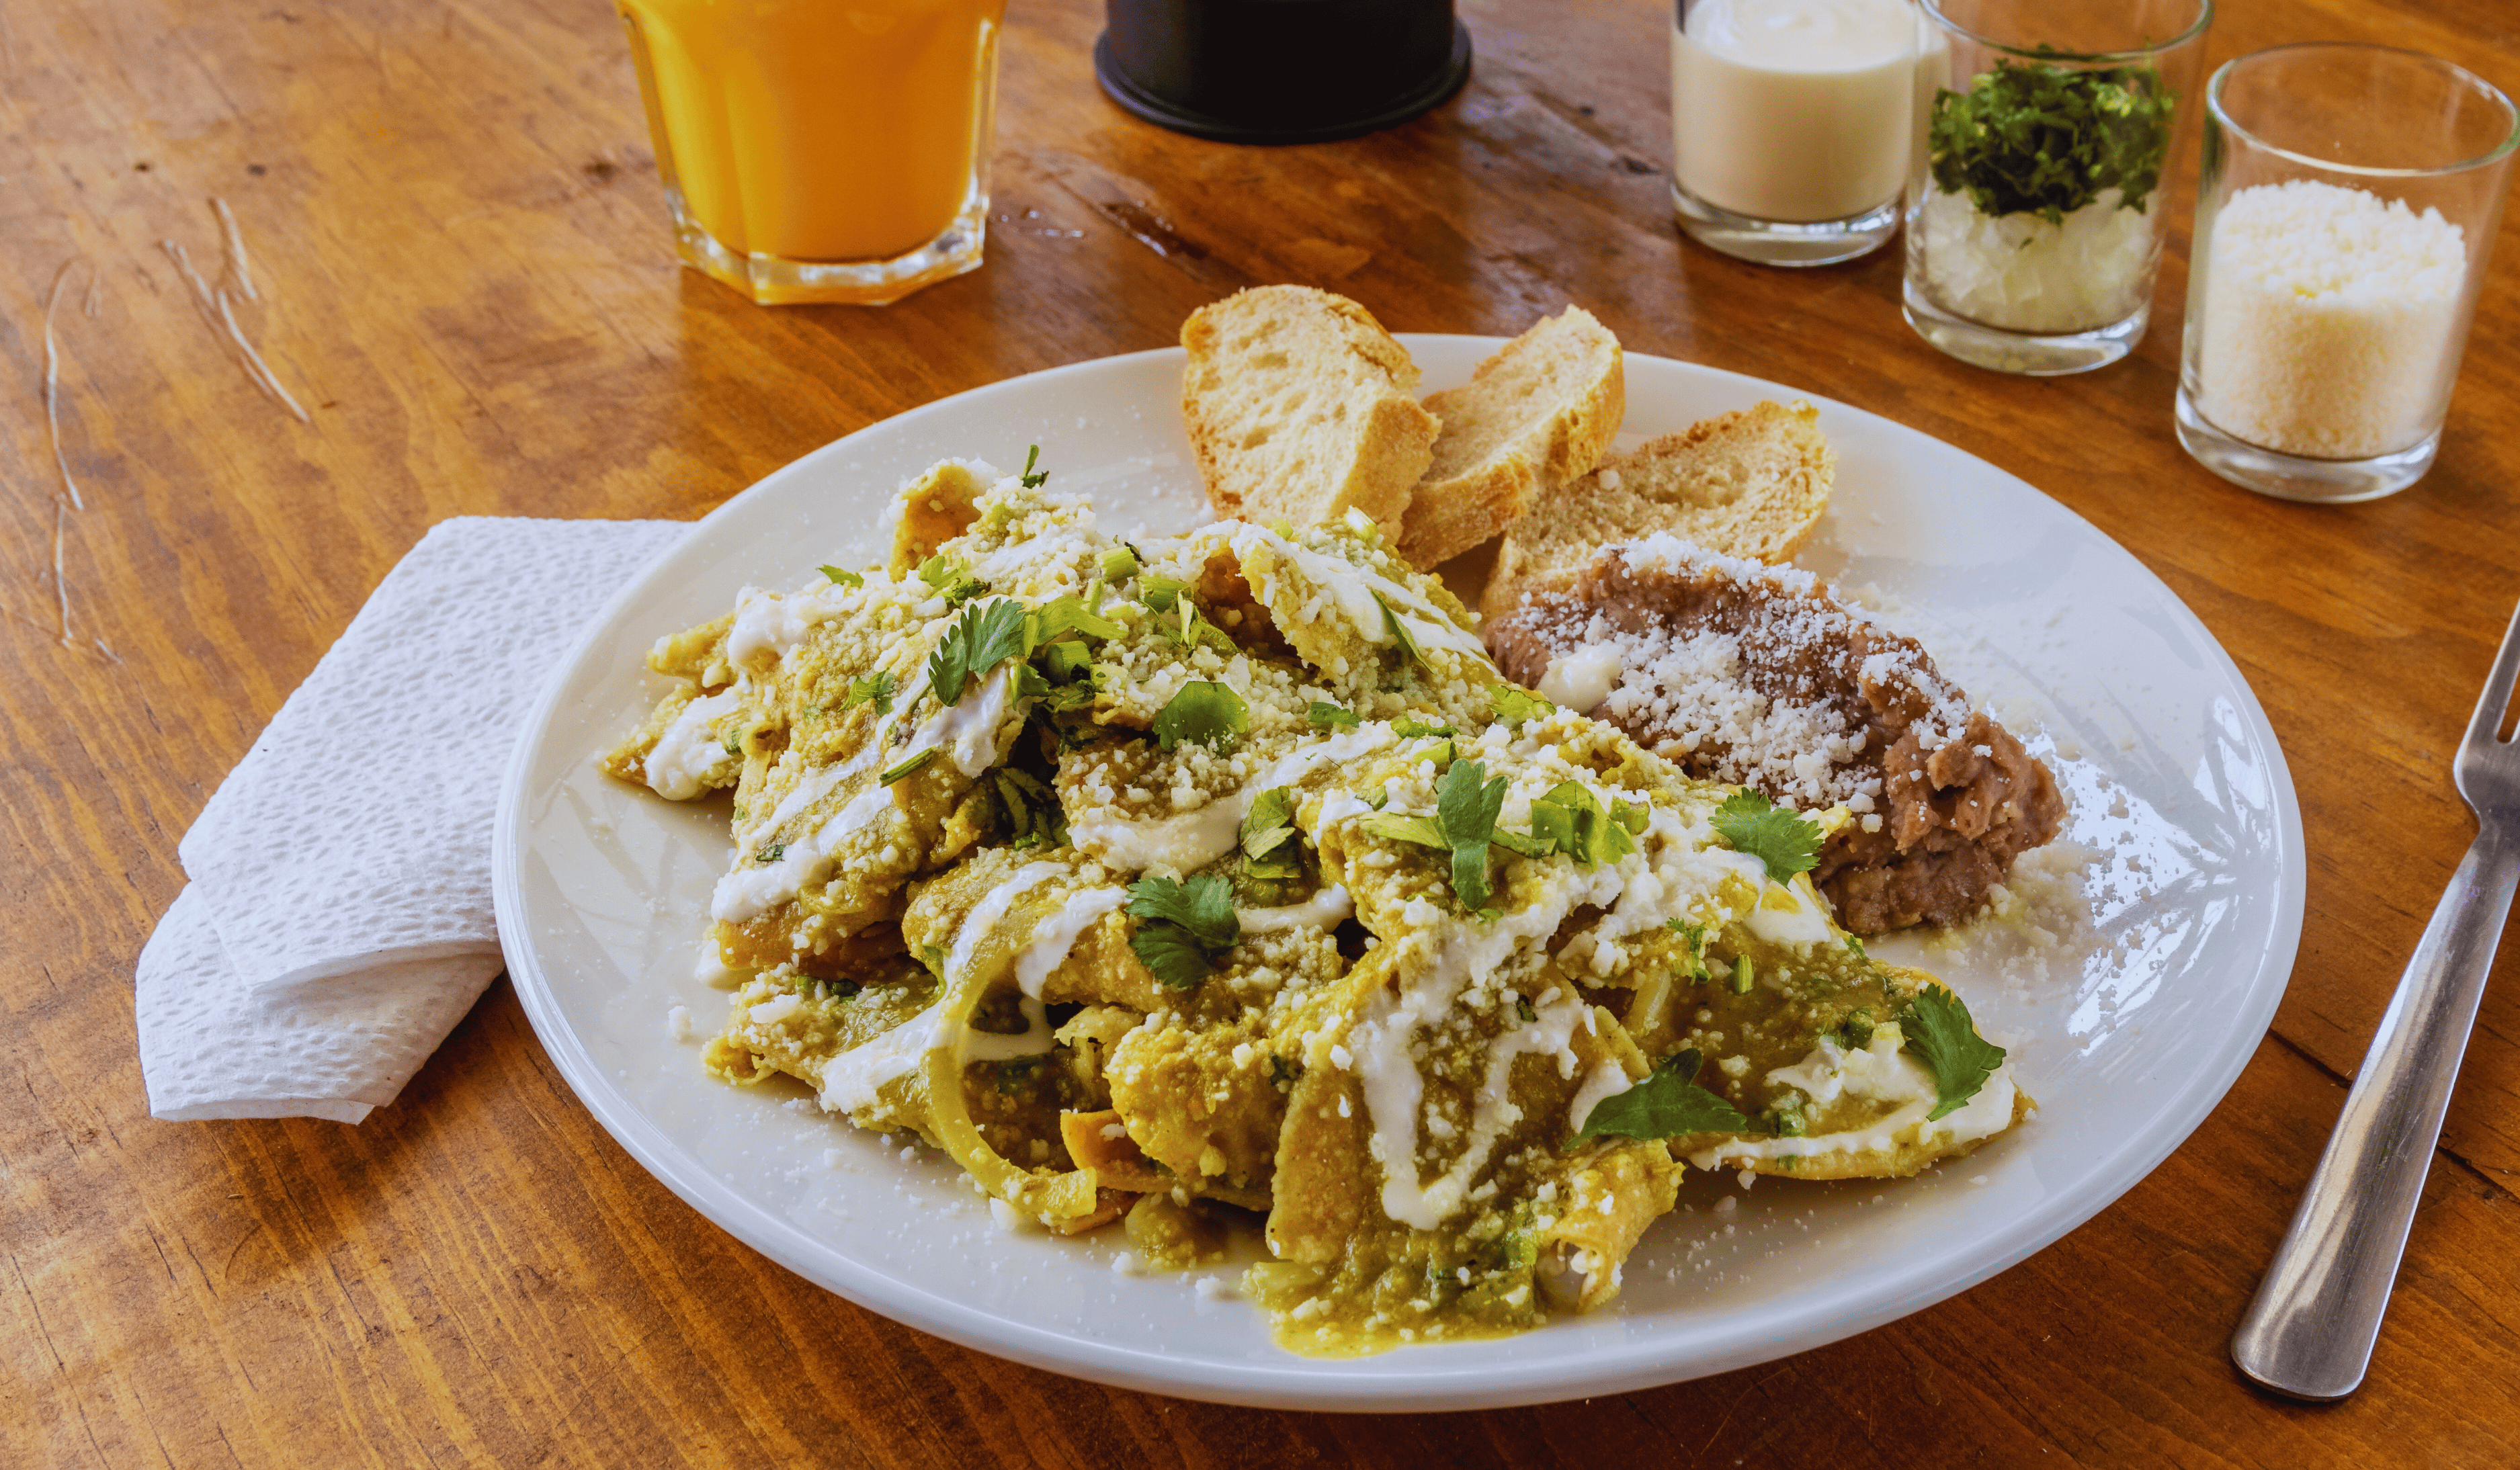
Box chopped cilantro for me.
[925,599,1030,705]
[1710,787,1821,883]
[1899,987,2006,1121]
[1306,701,1360,729]
[1126,873,1239,988]
[1039,640,1094,684]
[1359,759,1507,912]
[757,842,786,864]
[994,1054,1046,1094]
[995,768,1068,849]
[1930,55,2177,224]
[1572,1048,1755,1142]
[1019,443,1050,488]
[1392,718,1454,738]
[1837,1009,1877,1050]
[844,669,896,716]
[1241,787,1302,876]
[1489,685,1554,729]
[1664,918,1709,980]
[1843,934,1868,961]
[1151,680,1249,752]
[917,552,988,605]
[1516,781,1640,867]
[1513,995,1536,1024]
[1267,1052,1303,1088]
[1766,1092,1808,1137]
[819,564,864,588]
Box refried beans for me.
[1484,534,2064,934]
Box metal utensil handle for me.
[2231,823,2520,1401]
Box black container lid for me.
[1095,1,1472,145]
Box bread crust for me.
[1479,399,1830,621]
[1181,285,1435,539]
[1396,306,1625,567]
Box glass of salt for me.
[1669,0,1924,267]
[1902,0,2212,374]
[2177,45,2519,503]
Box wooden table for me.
[9,0,2517,1462]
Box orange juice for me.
[616,0,1007,269]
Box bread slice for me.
[1181,286,1438,540]
[1396,306,1624,568]
[1479,400,1833,622]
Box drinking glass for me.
[2176,45,2519,503]
[615,0,1009,306]
[1902,0,2212,374]
[1670,0,1922,267]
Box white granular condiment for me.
[2193,179,2468,459]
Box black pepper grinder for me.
[1095,0,1473,144]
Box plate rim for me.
[490,338,2306,1412]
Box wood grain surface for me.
[6,0,2517,1463]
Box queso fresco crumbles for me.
[599,456,2029,1356]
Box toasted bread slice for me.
[1396,306,1624,568]
[1181,286,1437,540]
[1480,399,1831,621]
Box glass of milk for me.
[2175,45,2518,503]
[1670,0,1922,267]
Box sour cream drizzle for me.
[644,686,744,799]
[1071,726,1394,873]
[1015,885,1129,998]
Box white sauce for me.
[726,578,864,666]
[1351,861,1632,1229]
[818,862,1061,1115]
[643,687,743,799]
[1671,0,1917,223]
[1226,525,1493,668]
[1536,646,1622,712]
[1014,885,1128,998]
[708,666,1017,923]
[1566,1057,1634,1133]
[1238,884,1353,935]
[1687,1027,2019,1168]
[1071,726,1394,873]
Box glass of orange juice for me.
[614,0,1009,306]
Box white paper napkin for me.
[135,515,688,1122]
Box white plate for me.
[492,339,2302,1411]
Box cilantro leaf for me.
[1435,757,1508,911]
[1038,640,1094,685]
[1307,701,1360,729]
[1489,685,1554,729]
[1151,680,1248,752]
[1019,443,1050,488]
[1241,787,1301,873]
[1126,873,1240,988]
[1359,813,1445,849]
[1574,1049,1757,1141]
[819,565,864,588]
[925,599,1030,706]
[1392,718,1454,738]
[1930,55,2177,224]
[1521,781,1639,867]
[1710,787,1821,883]
[844,670,896,716]
[917,552,988,605]
[1373,591,1426,669]
[1899,987,2006,1121]
[1128,923,1214,990]
[1127,873,1238,948]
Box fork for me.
[2230,597,2520,1401]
